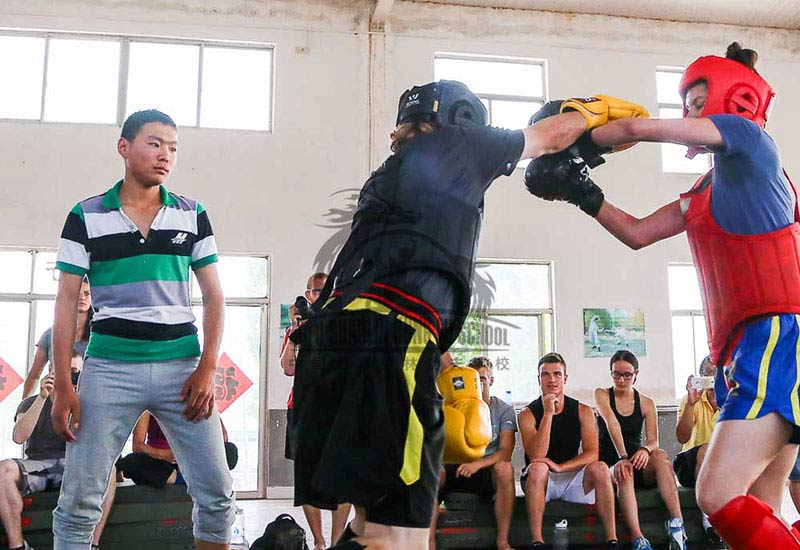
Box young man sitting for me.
[518,352,618,549]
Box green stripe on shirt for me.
[87,333,201,362]
[55,261,88,276]
[89,254,191,286]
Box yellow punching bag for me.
[437,365,492,464]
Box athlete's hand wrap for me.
[560,94,650,130]
[524,150,605,217]
[437,366,492,463]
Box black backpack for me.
[251,513,309,550]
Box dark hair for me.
[726,42,759,73]
[610,349,639,371]
[121,110,177,141]
[538,352,566,375]
[468,356,493,371]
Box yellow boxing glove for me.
[561,94,650,130]
[437,366,492,464]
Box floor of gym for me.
[238,487,800,548]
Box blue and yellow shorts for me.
[719,314,800,442]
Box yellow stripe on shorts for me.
[342,297,438,486]
[791,315,800,425]
[746,316,781,420]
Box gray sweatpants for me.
[53,356,235,549]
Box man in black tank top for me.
[518,353,619,549]
[595,350,687,550]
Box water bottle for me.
[553,518,569,550]
[504,389,513,404]
[231,506,249,549]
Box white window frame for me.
[668,262,709,398]
[0,28,275,132]
[460,258,555,405]
[434,51,548,142]
[656,66,711,175]
[189,252,271,499]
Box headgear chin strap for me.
[679,56,775,128]
[396,80,487,129]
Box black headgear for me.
[396,80,487,129]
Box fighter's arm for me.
[592,117,724,150]
[521,112,588,160]
[518,408,550,460]
[555,403,601,473]
[595,199,686,250]
[593,388,629,459]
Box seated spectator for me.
[116,412,237,488]
[595,350,686,550]
[674,356,723,547]
[23,276,92,398]
[0,355,115,550]
[518,352,619,549]
[433,356,517,550]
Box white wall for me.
[2,0,799,413]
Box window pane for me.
[692,314,710,366]
[127,42,200,126]
[671,315,695,399]
[200,47,271,130]
[194,305,262,492]
[490,100,540,130]
[32,251,59,295]
[33,300,55,355]
[660,108,711,174]
[0,251,32,293]
[472,263,551,310]
[486,314,540,403]
[0,36,45,119]
[44,38,120,123]
[192,256,268,299]
[435,57,544,97]
[656,70,683,105]
[0,302,30,460]
[668,265,703,310]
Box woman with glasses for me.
[595,350,686,550]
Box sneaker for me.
[632,536,652,550]
[665,518,688,550]
[705,526,727,549]
[605,541,620,549]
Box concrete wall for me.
[1,0,798,491]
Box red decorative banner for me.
[214,353,253,413]
[0,357,23,404]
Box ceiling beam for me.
[371,0,395,30]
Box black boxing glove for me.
[524,150,605,217]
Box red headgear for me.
[679,55,775,127]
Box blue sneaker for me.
[666,517,688,550]
[632,536,652,550]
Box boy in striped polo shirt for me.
[50,110,234,550]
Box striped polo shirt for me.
[55,181,218,362]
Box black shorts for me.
[439,464,494,502]
[673,445,702,488]
[291,294,444,528]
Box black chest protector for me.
[318,145,483,351]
